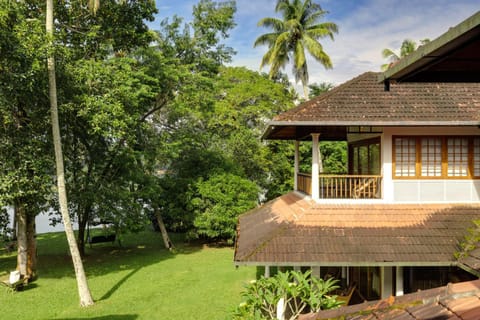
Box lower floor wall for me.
[258,265,477,305]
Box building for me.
[234,11,480,302]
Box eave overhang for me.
[263,121,480,140]
[379,11,480,83]
[234,260,458,268]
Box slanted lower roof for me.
[263,72,480,140]
[300,279,480,320]
[234,192,480,267]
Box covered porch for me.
[271,125,383,201]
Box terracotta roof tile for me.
[269,71,480,125]
[300,280,480,320]
[235,192,480,265]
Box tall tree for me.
[46,0,94,307]
[381,38,430,70]
[308,81,334,99]
[254,0,338,99]
[0,0,52,280]
[45,0,157,255]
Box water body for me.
[7,207,77,234]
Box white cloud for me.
[153,0,478,90]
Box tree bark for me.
[303,83,309,101]
[46,0,94,307]
[15,203,28,277]
[77,206,90,257]
[154,207,174,251]
[26,213,37,279]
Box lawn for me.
[0,230,256,320]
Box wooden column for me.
[294,140,300,191]
[311,134,320,201]
[381,266,393,299]
[265,265,270,278]
[396,267,404,296]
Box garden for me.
[0,230,255,320]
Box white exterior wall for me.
[382,126,480,204]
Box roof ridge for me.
[272,72,379,121]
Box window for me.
[393,136,480,179]
[447,138,468,177]
[394,137,416,177]
[349,138,381,175]
[474,138,480,176]
[421,138,442,177]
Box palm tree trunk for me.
[46,0,94,307]
[303,83,309,101]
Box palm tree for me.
[254,0,338,99]
[308,81,334,98]
[46,0,94,307]
[382,38,430,71]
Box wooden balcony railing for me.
[297,173,382,199]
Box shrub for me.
[232,270,342,320]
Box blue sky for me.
[152,1,478,87]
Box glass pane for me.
[359,145,368,175]
[474,138,480,177]
[395,137,416,177]
[421,138,442,177]
[447,138,468,177]
[369,143,380,175]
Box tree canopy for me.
[255,0,338,98]
[0,0,298,253]
[381,38,430,70]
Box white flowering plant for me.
[231,270,342,320]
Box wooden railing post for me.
[297,174,382,199]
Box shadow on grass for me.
[98,267,141,301]
[19,282,38,292]
[54,315,138,320]
[30,231,203,281]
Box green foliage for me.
[255,0,338,97]
[154,6,295,241]
[455,220,480,259]
[0,0,162,253]
[0,0,52,222]
[298,141,347,174]
[156,66,295,239]
[381,38,430,71]
[308,82,335,98]
[191,173,259,242]
[232,270,342,320]
[321,141,348,174]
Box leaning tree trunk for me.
[46,0,94,307]
[154,207,174,251]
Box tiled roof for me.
[271,72,480,124]
[459,248,480,277]
[234,192,480,266]
[299,279,480,320]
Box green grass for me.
[0,230,256,320]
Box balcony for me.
[297,173,382,199]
